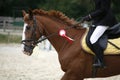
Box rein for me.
[35,24,76,44]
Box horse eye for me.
[26,26,30,30]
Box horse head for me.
[22,10,44,56]
[21,9,82,56]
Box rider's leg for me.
[90,25,108,67]
[90,25,108,44]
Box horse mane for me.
[32,9,77,26]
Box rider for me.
[81,0,117,67]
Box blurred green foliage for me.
[0,0,120,21]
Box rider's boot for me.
[92,43,106,68]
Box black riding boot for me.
[92,43,106,68]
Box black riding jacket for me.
[90,0,117,27]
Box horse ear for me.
[28,9,33,20]
[22,10,27,16]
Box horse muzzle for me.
[22,45,35,56]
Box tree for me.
[0,0,120,21]
[112,0,120,21]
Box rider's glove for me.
[81,14,92,22]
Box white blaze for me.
[22,23,28,51]
[22,23,28,40]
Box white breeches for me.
[90,25,108,44]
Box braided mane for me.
[32,9,77,25]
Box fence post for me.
[3,20,6,32]
[7,32,10,43]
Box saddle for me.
[81,23,120,55]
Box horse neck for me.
[38,16,86,53]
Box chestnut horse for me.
[22,9,120,80]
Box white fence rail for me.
[0,17,23,31]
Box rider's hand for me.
[81,14,92,22]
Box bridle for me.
[21,15,81,47]
[22,16,38,46]
[21,16,58,47]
